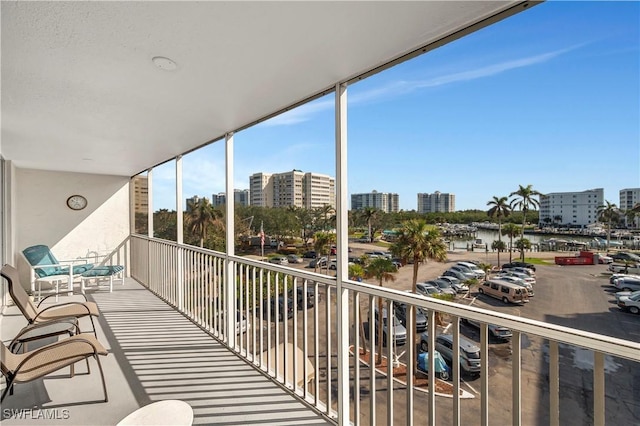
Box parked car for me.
[611,252,640,263]
[261,295,294,321]
[369,307,407,347]
[394,303,428,332]
[437,275,468,293]
[615,289,640,302]
[286,254,304,264]
[597,254,613,264]
[416,283,443,297]
[447,265,478,279]
[419,333,481,377]
[502,261,536,272]
[617,291,640,314]
[456,262,486,279]
[268,256,288,265]
[442,269,473,282]
[357,236,371,243]
[288,284,316,308]
[608,263,640,275]
[508,266,536,278]
[494,274,534,297]
[308,256,328,268]
[613,276,640,292]
[303,251,317,259]
[496,270,536,285]
[462,318,512,340]
[221,310,249,334]
[424,279,457,296]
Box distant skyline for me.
[151,2,639,212]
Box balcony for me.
[5,237,638,425]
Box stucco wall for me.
[14,168,130,287]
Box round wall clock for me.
[66,195,88,210]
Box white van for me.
[478,279,529,304]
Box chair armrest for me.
[37,292,89,307]
[34,301,93,320]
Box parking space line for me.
[462,380,479,395]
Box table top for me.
[117,400,193,426]
[13,319,77,343]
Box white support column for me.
[225,133,236,349]
[176,156,184,310]
[147,169,153,239]
[334,82,350,426]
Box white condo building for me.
[351,190,399,213]
[212,189,250,207]
[538,188,604,228]
[417,191,455,213]
[620,188,640,227]
[249,170,335,209]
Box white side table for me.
[117,400,193,426]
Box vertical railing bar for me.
[314,280,320,407]
[302,278,308,398]
[549,340,560,426]
[512,330,522,426]
[276,273,281,381]
[267,270,272,377]
[293,276,299,392]
[594,351,605,426]
[369,295,376,426]
[480,321,489,426]
[252,265,257,363]
[259,268,264,367]
[406,303,414,426]
[326,286,332,416]
[353,291,360,426]
[452,316,461,426]
[386,299,393,426]
[427,308,436,426]
[237,263,243,353]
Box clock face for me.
[66,195,87,210]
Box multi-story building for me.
[249,170,335,209]
[132,175,148,214]
[538,188,604,228]
[211,189,250,207]
[417,191,455,213]
[351,190,399,213]
[620,188,640,227]
[185,195,203,211]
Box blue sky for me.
[153,1,639,212]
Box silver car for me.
[369,307,407,346]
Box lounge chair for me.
[1,334,108,403]
[1,264,99,336]
[22,245,94,299]
[80,265,125,293]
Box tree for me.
[597,201,620,252]
[486,196,511,267]
[627,203,640,229]
[492,240,506,254]
[501,223,520,263]
[389,219,447,352]
[313,232,335,273]
[515,238,531,256]
[186,198,222,248]
[360,207,379,243]
[364,257,397,365]
[509,185,541,261]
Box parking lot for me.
[263,245,640,424]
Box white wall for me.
[14,168,130,285]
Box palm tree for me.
[187,198,221,248]
[625,202,640,229]
[486,196,511,267]
[509,185,541,261]
[360,207,379,243]
[597,201,620,252]
[364,257,397,365]
[390,219,447,349]
[313,231,335,273]
[501,223,520,263]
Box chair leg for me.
[94,354,108,402]
[1,375,16,402]
[109,275,113,293]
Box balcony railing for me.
[131,235,640,426]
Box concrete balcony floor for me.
[1,279,331,425]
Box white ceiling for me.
[1,1,533,177]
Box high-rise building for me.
[417,191,455,213]
[619,188,640,227]
[538,188,604,228]
[211,190,249,207]
[249,170,335,208]
[351,190,399,213]
[132,175,148,214]
[211,192,226,207]
[185,195,204,212]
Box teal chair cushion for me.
[23,245,94,278]
[81,265,123,278]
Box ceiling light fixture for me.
[152,56,178,71]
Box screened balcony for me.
[2,2,639,425]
